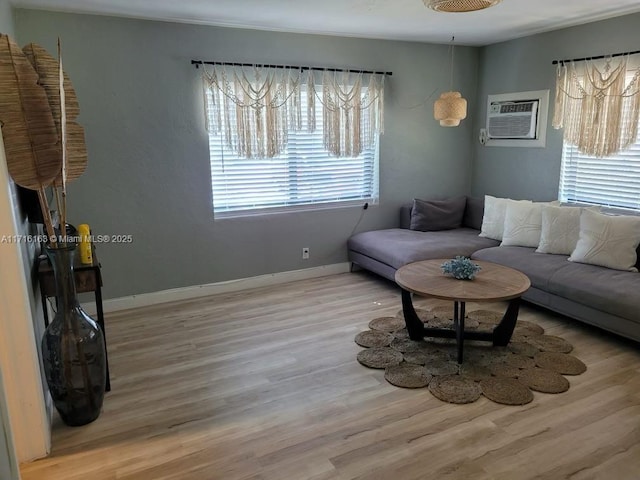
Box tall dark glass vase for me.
[41,244,106,426]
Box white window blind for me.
[559,71,640,211]
[559,133,640,210]
[206,87,379,217]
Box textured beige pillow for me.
[479,195,531,241]
[536,205,599,255]
[569,209,640,271]
[501,201,558,247]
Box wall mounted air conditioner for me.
[487,100,538,139]
[481,89,549,148]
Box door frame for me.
[0,367,21,480]
[0,133,50,462]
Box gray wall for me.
[0,0,12,36]
[471,13,640,201]
[15,10,479,298]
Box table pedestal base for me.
[401,289,521,363]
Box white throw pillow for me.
[502,201,562,247]
[536,205,599,255]
[569,209,640,271]
[479,196,531,241]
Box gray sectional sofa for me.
[348,198,640,342]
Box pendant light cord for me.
[449,36,455,91]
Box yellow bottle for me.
[78,224,93,265]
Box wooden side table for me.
[38,248,111,392]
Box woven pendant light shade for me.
[434,91,467,127]
[425,0,501,13]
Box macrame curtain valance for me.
[201,65,385,158]
[552,56,640,158]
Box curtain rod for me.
[190,60,392,76]
[552,49,640,65]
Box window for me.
[206,87,379,217]
[558,67,640,211]
[559,131,640,211]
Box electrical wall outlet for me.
[302,247,310,260]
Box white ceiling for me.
[10,0,640,46]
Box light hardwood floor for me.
[20,272,640,480]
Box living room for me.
[1,0,639,478]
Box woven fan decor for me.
[23,43,87,188]
[355,303,586,405]
[0,34,60,190]
[1,35,89,242]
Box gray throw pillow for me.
[463,196,484,230]
[409,197,466,231]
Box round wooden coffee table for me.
[395,259,530,363]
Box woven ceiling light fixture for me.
[434,37,467,127]
[424,0,501,13]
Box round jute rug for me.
[385,365,432,388]
[517,367,570,393]
[527,335,573,353]
[354,330,393,348]
[357,347,403,369]
[355,306,586,405]
[480,377,534,405]
[534,351,587,375]
[429,375,482,404]
[489,362,521,379]
[459,363,492,382]
[466,309,502,324]
[369,316,406,333]
[395,308,434,322]
[508,342,540,358]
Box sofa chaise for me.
[347,197,640,343]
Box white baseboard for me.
[82,262,351,314]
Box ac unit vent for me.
[487,100,538,139]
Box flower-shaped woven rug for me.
[355,304,586,405]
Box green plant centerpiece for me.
[441,256,481,280]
